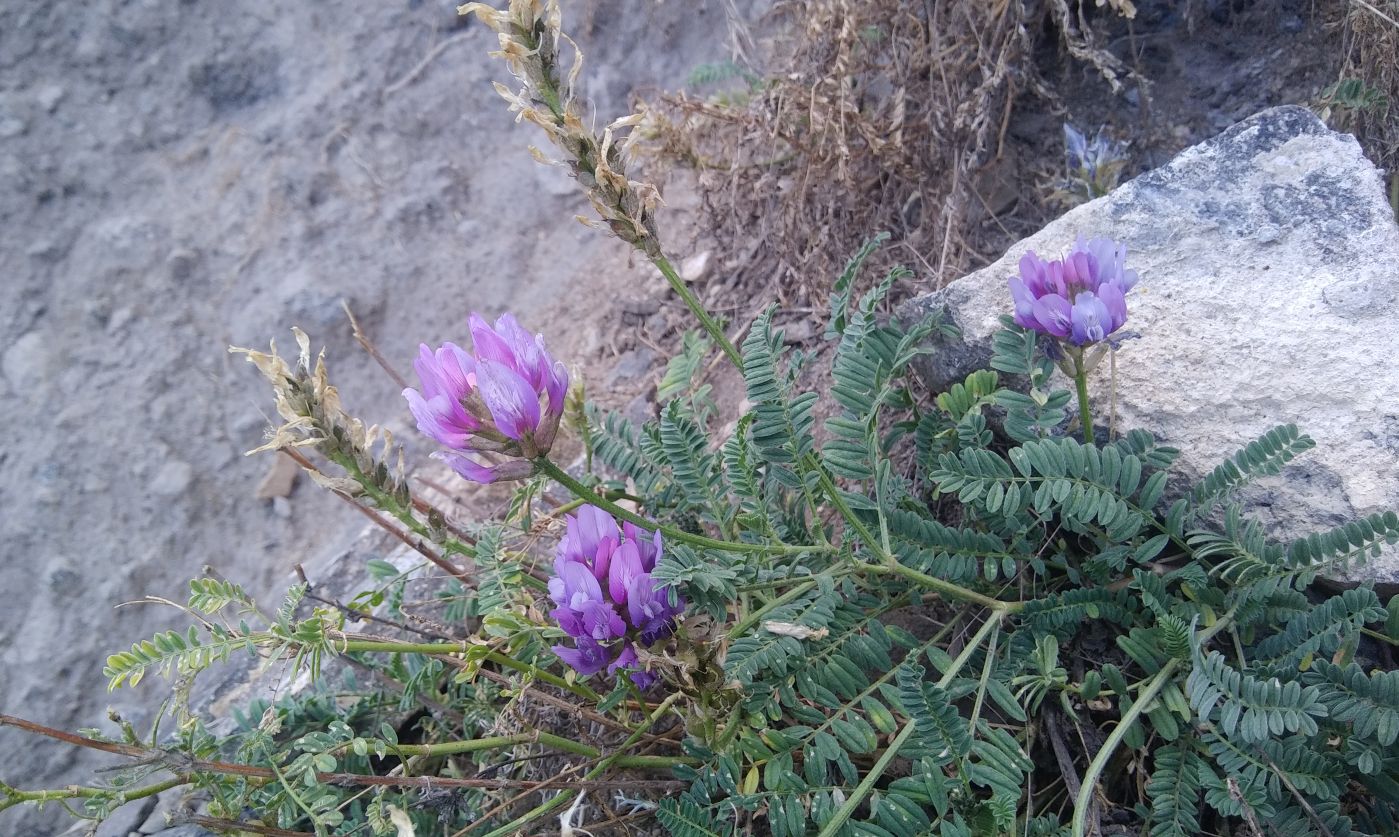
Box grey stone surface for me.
[93,793,157,837]
[0,1,738,833]
[898,106,1399,584]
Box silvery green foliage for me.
[22,240,1399,837]
[636,242,1399,837]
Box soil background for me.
[0,2,734,834]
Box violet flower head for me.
[609,643,658,691]
[402,312,569,483]
[548,560,625,644]
[552,637,612,677]
[557,504,621,582]
[1008,236,1138,346]
[548,505,684,689]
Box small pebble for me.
[681,250,712,283]
[35,84,66,112]
[150,460,193,496]
[167,248,199,280]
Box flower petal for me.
[544,360,569,419]
[608,540,644,606]
[559,505,620,570]
[553,639,611,676]
[623,521,664,572]
[1009,277,1038,329]
[1069,291,1110,345]
[433,451,531,484]
[1098,282,1128,333]
[493,313,547,388]
[1031,293,1073,338]
[405,390,471,448]
[433,342,478,395]
[468,312,520,373]
[1019,252,1051,297]
[475,360,541,441]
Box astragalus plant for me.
[4,2,1399,836]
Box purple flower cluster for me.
[1063,124,1129,188]
[1008,237,1139,346]
[548,505,684,689]
[403,313,569,483]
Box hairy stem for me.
[336,637,600,702]
[804,455,1022,611]
[726,579,817,639]
[864,561,1022,613]
[816,614,1005,837]
[1070,606,1239,837]
[0,775,186,816]
[654,254,742,366]
[534,458,830,556]
[380,730,690,770]
[324,449,475,577]
[1073,348,1094,445]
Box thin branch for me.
[283,447,473,585]
[341,300,406,389]
[295,564,457,642]
[383,32,474,98]
[187,815,314,837]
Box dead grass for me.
[638,0,1043,306]
[1338,0,1399,183]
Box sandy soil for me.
[0,2,729,833]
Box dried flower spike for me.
[460,0,662,256]
[403,312,568,484]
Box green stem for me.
[1069,606,1239,837]
[813,461,883,555]
[807,455,1020,612]
[481,692,685,837]
[653,254,743,367]
[534,458,829,556]
[525,19,734,370]
[726,580,817,640]
[816,615,1005,837]
[865,560,1021,613]
[0,775,186,816]
[338,640,599,702]
[1072,349,1094,446]
[381,731,690,770]
[327,450,474,559]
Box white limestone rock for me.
[898,106,1399,585]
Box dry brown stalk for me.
[639,0,1038,303]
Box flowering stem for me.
[534,458,831,556]
[653,253,742,367]
[726,579,818,640]
[865,561,1022,613]
[337,638,600,702]
[325,450,475,567]
[375,731,691,770]
[809,456,1021,612]
[1072,348,1095,445]
[484,4,741,371]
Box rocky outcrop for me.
[898,106,1399,585]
